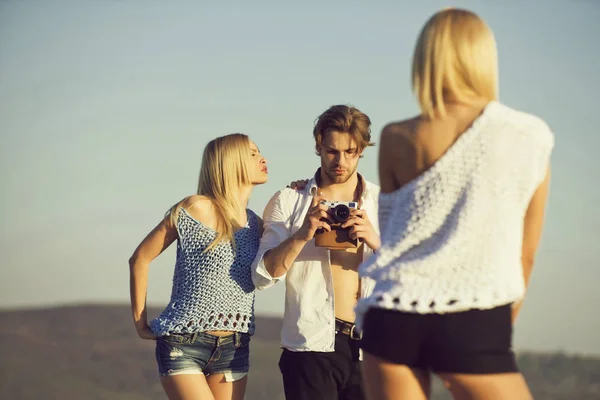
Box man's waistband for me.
[335,318,362,340]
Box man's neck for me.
[316,168,361,202]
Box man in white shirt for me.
[252,105,380,400]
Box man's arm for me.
[252,190,331,289]
[264,192,331,274]
[262,236,310,278]
[251,191,292,290]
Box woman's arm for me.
[513,167,551,323]
[128,217,177,339]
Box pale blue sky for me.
[1,0,598,355]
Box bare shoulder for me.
[380,118,420,159]
[379,117,421,193]
[382,118,418,133]
[181,194,212,210]
[180,195,218,227]
[380,118,419,148]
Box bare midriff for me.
[330,245,363,323]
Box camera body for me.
[315,200,359,250]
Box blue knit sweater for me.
[151,207,259,336]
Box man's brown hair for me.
[313,105,374,156]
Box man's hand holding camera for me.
[294,194,332,242]
[340,208,380,251]
[293,193,380,251]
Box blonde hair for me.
[412,8,499,119]
[169,133,252,251]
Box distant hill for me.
[0,305,599,399]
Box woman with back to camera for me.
[356,8,553,400]
[128,133,268,400]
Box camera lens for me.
[333,204,350,223]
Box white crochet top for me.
[356,101,554,326]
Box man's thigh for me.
[340,361,366,400]
[278,349,338,400]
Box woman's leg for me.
[429,305,530,399]
[206,373,248,400]
[160,373,216,400]
[362,351,431,400]
[437,372,533,400]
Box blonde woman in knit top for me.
[357,9,553,400]
[129,133,268,400]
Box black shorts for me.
[360,304,518,374]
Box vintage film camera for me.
[315,200,359,250]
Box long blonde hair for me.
[412,8,499,119]
[169,133,252,251]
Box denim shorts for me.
[155,331,251,380]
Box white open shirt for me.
[251,173,380,352]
